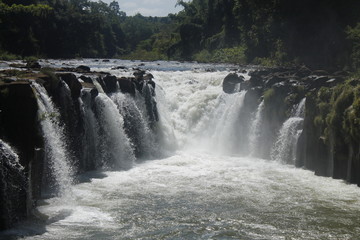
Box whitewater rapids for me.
[4,152,359,239]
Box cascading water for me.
[248,100,265,156]
[152,70,235,151]
[203,91,247,154]
[271,98,306,164]
[80,90,100,170]
[32,82,73,197]
[94,93,135,169]
[110,91,158,159]
[4,61,360,240]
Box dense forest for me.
[1,0,360,70]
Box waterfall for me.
[31,82,73,197]
[111,91,158,159]
[203,91,247,154]
[80,90,100,170]
[271,98,306,164]
[94,93,135,169]
[0,139,26,228]
[92,78,105,94]
[248,100,265,156]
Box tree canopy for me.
[1,0,360,70]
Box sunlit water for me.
[1,60,360,239]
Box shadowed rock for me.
[222,73,244,93]
[56,73,82,99]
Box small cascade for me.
[0,139,26,229]
[31,82,73,197]
[94,93,135,169]
[204,91,247,154]
[142,83,159,124]
[271,98,306,164]
[151,84,178,155]
[294,97,306,117]
[111,91,158,159]
[80,90,100,170]
[92,78,106,94]
[248,100,265,156]
[57,81,83,165]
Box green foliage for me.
[121,14,174,53]
[123,49,167,61]
[0,0,127,58]
[211,47,246,64]
[193,49,212,63]
[311,81,360,144]
[252,57,277,67]
[0,3,53,16]
[0,52,20,60]
[194,46,246,64]
[0,0,359,66]
[263,88,275,105]
[169,0,360,68]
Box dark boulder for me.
[79,75,93,84]
[133,69,146,80]
[248,75,263,88]
[222,73,244,93]
[90,88,99,99]
[56,73,82,99]
[144,73,154,81]
[118,77,136,95]
[26,61,41,69]
[102,75,118,94]
[111,66,127,70]
[76,65,91,73]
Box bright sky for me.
[99,0,184,17]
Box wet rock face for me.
[0,141,27,230]
[102,75,118,94]
[118,77,136,95]
[0,82,41,168]
[0,82,42,230]
[0,66,165,230]
[222,73,244,93]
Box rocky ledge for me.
[223,66,360,186]
[0,63,158,230]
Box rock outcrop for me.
[0,66,159,229]
[222,66,360,186]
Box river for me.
[1,59,360,239]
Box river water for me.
[1,60,360,239]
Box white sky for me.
[99,0,183,17]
